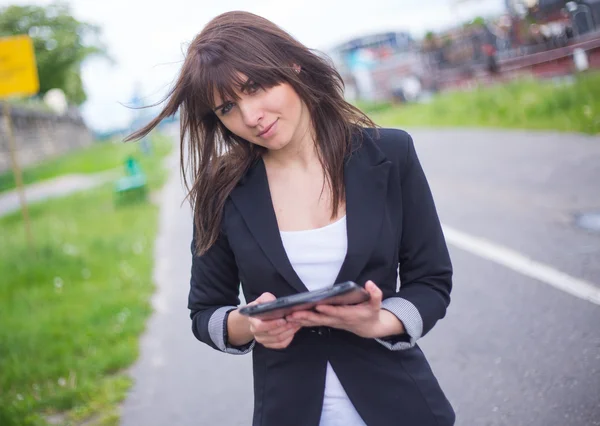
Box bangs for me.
[195,54,287,116]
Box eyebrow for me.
[212,79,254,111]
[212,102,227,112]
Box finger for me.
[314,304,348,317]
[249,317,287,334]
[288,309,335,321]
[259,325,301,346]
[288,311,337,327]
[314,283,380,317]
[315,299,373,315]
[273,324,301,340]
[265,335,294,350]
[264,321,299,336]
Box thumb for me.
[365,280,382,306]
[252,292,276,305]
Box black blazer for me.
[189,128,455,426]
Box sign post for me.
[0,35,40,248]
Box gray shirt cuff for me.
[208,306,255,354]
[375,297,423,351]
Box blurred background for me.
[0,1,599,425]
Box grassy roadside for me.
[0,133,173,425]
[362,71,600,135]
[0,134,169,193]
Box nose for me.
[238,98,263,128]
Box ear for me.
[292,63,301,74]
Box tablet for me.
[238,281,370,320]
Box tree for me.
[422,31,438,52]
[0,2,109,105]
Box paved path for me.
[120,143,253,426]
[0,171,115,217]
[410,128,600,426]
[121,127,600,426]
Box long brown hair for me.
[126,11,376,255]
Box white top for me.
[280,216,367,426]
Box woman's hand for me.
[247,292,302,349]
[286,281,405,339]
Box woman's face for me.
[212,75,310,151]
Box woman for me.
[127,11,455,426]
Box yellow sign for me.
[0,35,39,98]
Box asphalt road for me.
[121,127,600,426]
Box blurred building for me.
[497,0,600,79]
[326,2,600,103]
[504,0,600,42]
[326,32,420,102]
[567,0,600,35]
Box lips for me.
[257,119,277,137]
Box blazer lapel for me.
[335,133,391,286]
[230,158,308,294]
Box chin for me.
[264,137,291,151]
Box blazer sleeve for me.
[396,133,452,335]
[188,220,254,354]
[377,131,452,350]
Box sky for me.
[4,0,506,131]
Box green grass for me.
[365,71,600,135]
[0,133,170,193]
[0,133,173,425]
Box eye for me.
[245,81,261,94]
[220,102,234,115]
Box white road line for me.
[442,224,600,306]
